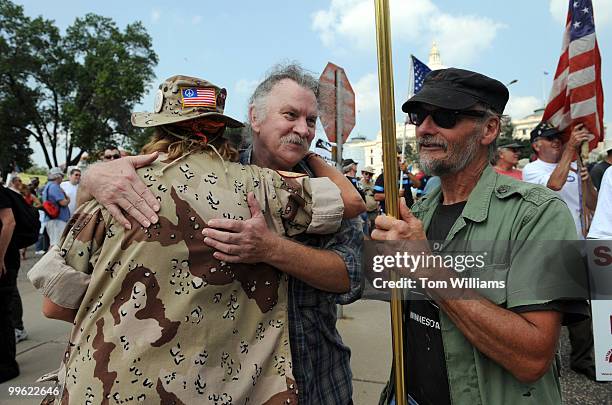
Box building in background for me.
[513,108,545,140]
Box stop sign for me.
[319,62,356,143]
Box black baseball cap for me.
[530,121,562,143]
[342,158,358,167]
[498,142,524,150]
[402,68,509,114]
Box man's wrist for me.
[262,235,293,270]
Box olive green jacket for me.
[380,165,587,405]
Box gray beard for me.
[419,129,481,176]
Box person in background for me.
[523,122,597,238]
[589,139,612,190]
[413,165,428,199]
[588,167,612,239]
[29,177,41,198]
[18,182,41,261]
[101,145,121,162]
[522,121,598,381]
[342,158,366,199]
[374,156,421,212]
[7,176,22,194]
[76,152,90,171]
[342,158,368,234]
[30,177,48,255]
[360,166,379,235]
[60,167,81,216]
[5,183,32,343]
[421,175,441,196]
[0,184,20,382]
[493,143,524,180]
[41,168,70,247]
[20,182,41,209]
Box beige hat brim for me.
[131,111,244,128]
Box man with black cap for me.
[373,68,588,404]
[342,158,365,199]
[523,121,598,380]
[523,121,597,238]
[493,142,524,180]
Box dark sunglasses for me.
[408,107,486,129]
[104,153,121,160]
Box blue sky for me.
[16,0,612,166]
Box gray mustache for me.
[417,136,448,151]
[280,135,307,147]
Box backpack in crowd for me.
[6,189,41,248]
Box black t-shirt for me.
[374,172,414,213]
[0,186,20,270]
[404,201,465,405]
[589,161,611,190]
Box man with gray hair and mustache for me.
[373,68,588,404]
[72,64,365,405]
[208,64,365,404]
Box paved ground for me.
[0,255,609,404]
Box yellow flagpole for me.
[374,0,406,404]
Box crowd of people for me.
[0,63,609,404]
[340,154,442,237]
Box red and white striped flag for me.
[181,87,217,108]
[543,0,604,150]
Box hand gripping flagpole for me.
[374,1,406,404]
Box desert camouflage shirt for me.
[29,152,344,404]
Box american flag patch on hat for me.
[181,87,216,108]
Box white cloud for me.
[234,79,259,96]
[312,0,433,50]
[429,15,505,65]
[505,96,542,120]
[151,9,161,23]
[192,15,202,25]
[354,73,380,113]
[549,0,612,27]
[311,0,505,65]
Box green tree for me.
[0,98,33,174]
[0,0,158,169]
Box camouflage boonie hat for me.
[131,75,244,128]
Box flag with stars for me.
[405,55,432,124]
[181,87,217,108]
[411,55,431,95]
[543,0,604,149]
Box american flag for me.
[411,55,431,95]
[405,55,431,124]
[181,87,217,108]
[543,0,604,149]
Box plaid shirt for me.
[241,147,364,404]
